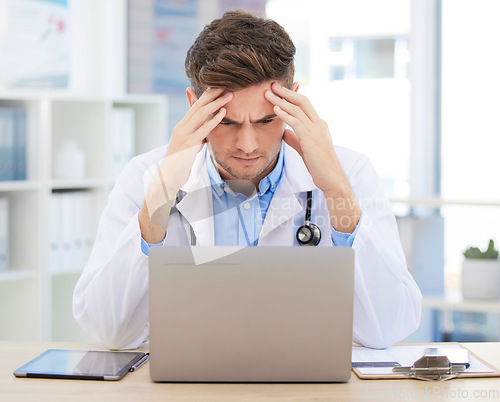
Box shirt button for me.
[243,202,250,210]
[224,187,230,193]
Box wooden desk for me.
[2,341,500,401]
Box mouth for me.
[232,156,260,166]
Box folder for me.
[0,197,8,272]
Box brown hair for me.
[185,10,296,96]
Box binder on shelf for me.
[82,191,93,261]
[6,109,15,180]
[0,107,27,181]
[0,197,9,273]
[0,108,13,181]
[49,192,62,273]
[72,192,85,266]
[15,108,27,180]
[60,191,73,271]
[49,190,93,273]
[111,107,135,180]
[0,109,5,180]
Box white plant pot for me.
[462,259,500,300]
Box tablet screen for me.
[13,349,146,381]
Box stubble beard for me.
[213,142,283,182]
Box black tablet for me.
[13,349,148,381]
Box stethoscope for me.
[172,190,321,246]
[296,191,322,246]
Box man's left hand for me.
[265,82,342,193]
[264,82,361,233]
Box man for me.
[73,10,421,350]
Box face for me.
[205,81,286,185]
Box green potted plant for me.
[462,239,500,300]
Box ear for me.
[186,87,198,107]
[292,81,299,93]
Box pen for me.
[130,353,150,372]
[352,361,400,368]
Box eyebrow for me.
[221,114,277,125]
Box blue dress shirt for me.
[141,143,360,254]
[206,144,285,247]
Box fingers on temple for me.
[194,107,227,140]
[186,90,232,130]
[270,84,320,122]
[274,105,308,136]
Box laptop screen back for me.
[149,246,354,382]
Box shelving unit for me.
[0,92,167,342]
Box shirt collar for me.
[206,142,285,197]
[258,142,284,195]
[206,148,226,197]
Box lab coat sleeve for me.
[347,154,422,349]
[73,155,152,350]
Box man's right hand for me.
[164,87,232,192]
[139,88,232,244]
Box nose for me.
[235,124,258,154]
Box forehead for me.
[223,81,275,118]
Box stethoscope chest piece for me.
[296,190,321,246]
[296,222,321,246]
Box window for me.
[327,37,409,81]
[441,0,500,292]
[267,0,411,200]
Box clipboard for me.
[352,343,500,380]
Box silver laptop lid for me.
[149,246,354,382]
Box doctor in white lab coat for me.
[73,11,421,351]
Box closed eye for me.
[259,118,275,125]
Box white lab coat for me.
[73,142,422,350]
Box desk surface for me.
[2,341,500,402]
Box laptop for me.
[148,246,354,382]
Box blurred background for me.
[0,0,499,343]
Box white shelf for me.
[0,91,166,103]
[0,181,40,192]
[50,267,83,277]
[113,94,168,104]
[390,197,500,208]
[423,290,500,314]
[0,93,167,342]
[0,269,36,282]
[50,178,113,190]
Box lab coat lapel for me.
[259,144,316,243]
[259,173,302,242]
[175,143,316,246]
[175,146,214,246]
